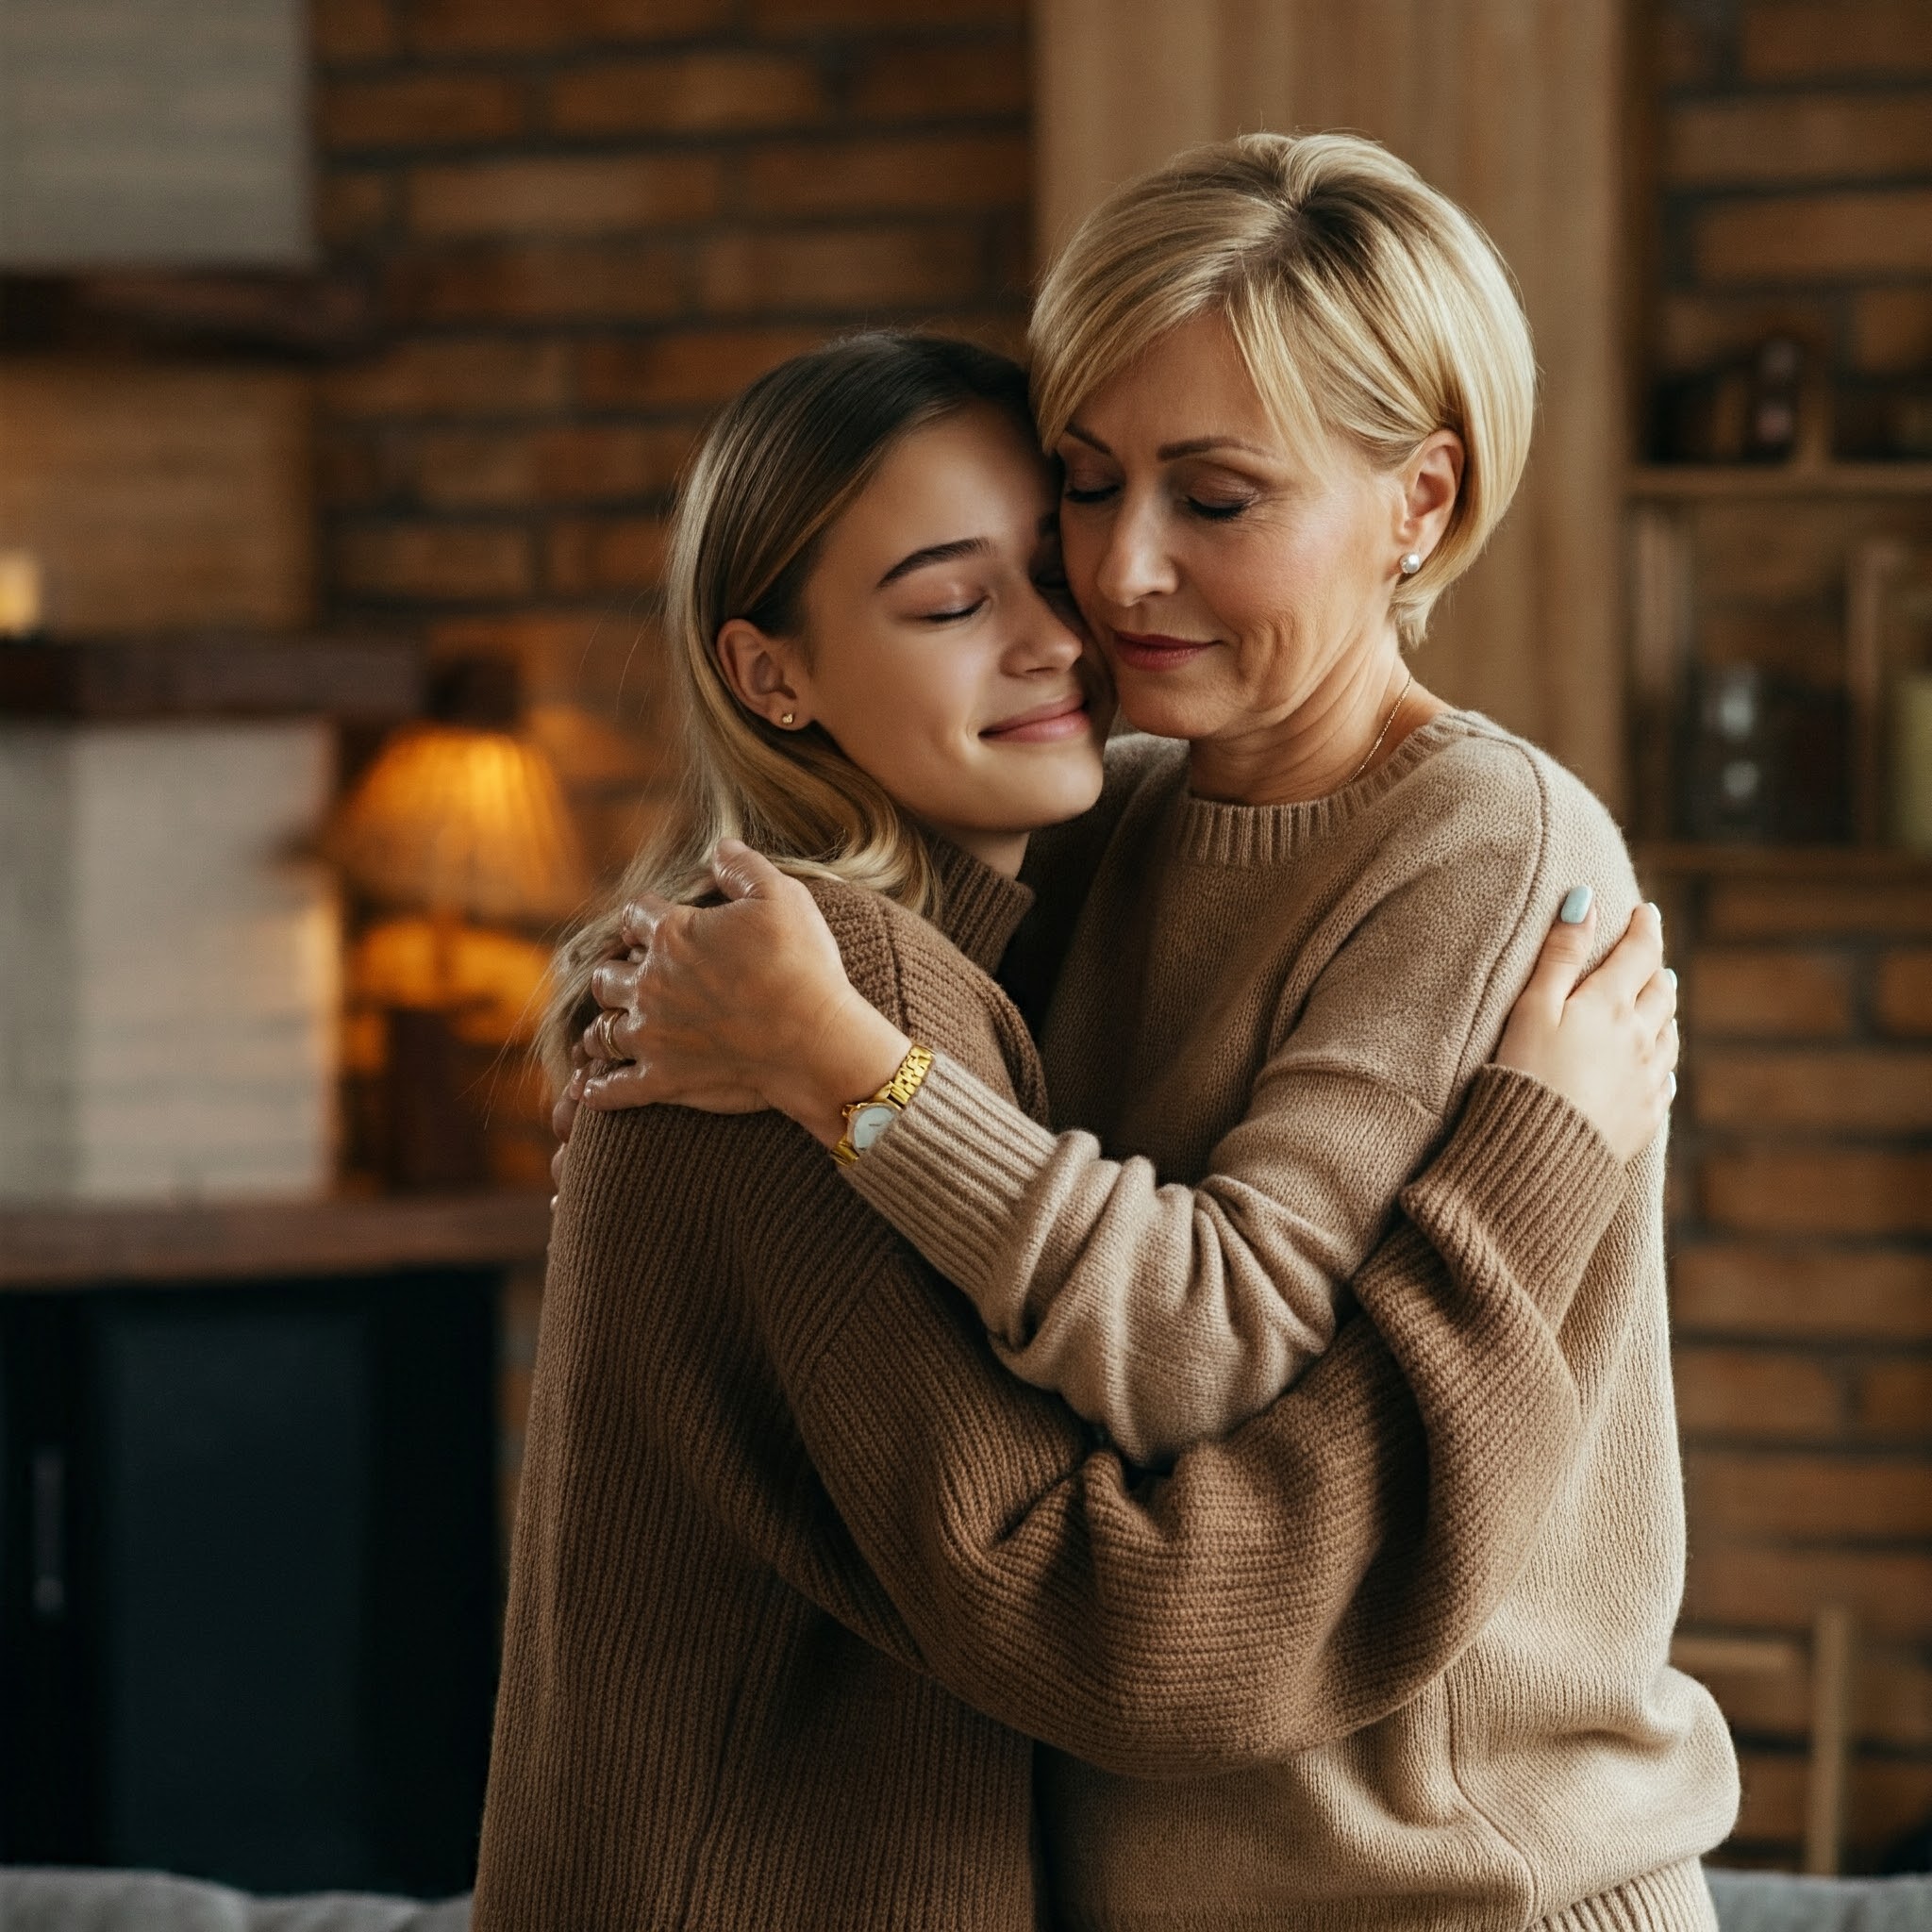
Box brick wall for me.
[1654,0,1932,412]
[1652,856,1932,1868]
[311,0,1032,872]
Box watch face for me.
[849,1102,898,1153]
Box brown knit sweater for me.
[473,841,1631,1931]
[843,717,1740,1930]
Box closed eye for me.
[922,599,986,624]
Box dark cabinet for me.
[0,1268,499,1896]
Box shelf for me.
[0,630,423,722]
[0,1189,553,1290]
[1628,464,1932,501]
[1633,841,1932,879]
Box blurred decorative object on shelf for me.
[327,657,586,1191]
[1848,540,1932,854]
[1683,665,1774,842]
[1649,336,1827,469]
[0,553,42,640]
[1835,379,1932,464]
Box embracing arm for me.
[757,1062,1626,1776]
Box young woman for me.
[475,329,1679,1931]
[569,139,1737,1931]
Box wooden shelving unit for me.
[1629,464,1932,501]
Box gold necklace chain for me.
[1348,667,1414,786]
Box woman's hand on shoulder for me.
[1493,891,1678,1162]
[574,841,910,1149]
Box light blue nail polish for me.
[1559,884,1592,924]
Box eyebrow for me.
[874,513,1060,590]
[875,537,989,589]
[1062,422,1273,462]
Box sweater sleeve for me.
[760,1063,1625,1777]
[844,811,1567,1467]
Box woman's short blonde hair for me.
[1030,131,1536,648]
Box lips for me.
[1109,629,1216,672]
[980,692,1091,743]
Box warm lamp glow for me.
[327,723,589,925]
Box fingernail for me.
[1559,884,1592,924]
[1663,968,1678,991]
[1666,1072,1678,1101]
[1647,900,1663,928]
[548,1194,558,1213]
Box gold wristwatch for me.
[832,1044,935,1166]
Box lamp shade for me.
[327,723,589,925]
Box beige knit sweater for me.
[474,840,1642,1931]
[843,714,1740,1930]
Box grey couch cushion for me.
[1708,1869,1932,1931]
[0,1870,470,1932]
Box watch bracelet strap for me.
[831,1043,935,1166]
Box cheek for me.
[812,642,979,797]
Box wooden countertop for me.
[0,1191,553,1290]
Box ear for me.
[716,618,810,729]
[1396,429,1465,565]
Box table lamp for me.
[326,658,589,1188]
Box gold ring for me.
[599,1009,624,1061]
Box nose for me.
[1090,490,1177,612]
[1008,583,1087,677]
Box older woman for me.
[579,135,1737,1930]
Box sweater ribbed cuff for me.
[841,1050,1058,1319]
[1398,1064,1626,1327]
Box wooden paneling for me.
[0,361,314,632]
[1033,0,1629,810]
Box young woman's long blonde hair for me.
[541,331,1037,1087]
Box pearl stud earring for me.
[779,711,796,726]
[1399,551,1423,576]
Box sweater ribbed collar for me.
[1171,709,1473,867]
[928,839,1035,974]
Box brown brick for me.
[547,53,824,136]
[743,133,1028,217]
[1742,2,1932,79]
[1731,1751,1932,1857]
[317,171,393,250]
[1878,948,1932,1035]
[408,0,731,56]
[409,155,720,238]
[1703,1150,1932,1237]
[1693,1047,1932,1132]
[324,340,573,418]
[1688,947,1852,1038]
[408,423,693,508]
[752,0,1020,23]
[1853,289,1932,375]
[314,0,396,62]
[388,242,686,324]
[696,224,982,314]
[578,325,824,408]
[337,523,535,601]
[1856,1360,1932,1439]
[1683,1540,1932,1638]
[546,514,670,594]
[1658,12,1724,88]
[321,74,525,151]
[846,41,1028,122]
[1697,189,1932,284]
[1707,879,1932,941]
[1687,1448,1932,1541]
[1665,92,1932,186]
[1674,1346,1843,1441]
[1674,1245,1932,1342]
[317,426,405,508]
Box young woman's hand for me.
[1493,893,1677,1162]
[575,841,910,1148]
